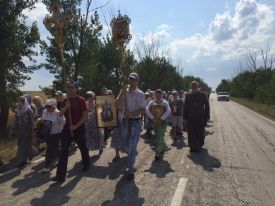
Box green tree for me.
[80,36,135,95]
[135,56,184,91]
[0,0,40,138]
[41,0,103,94]
[216,79,231,93]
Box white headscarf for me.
[16,97,31,117]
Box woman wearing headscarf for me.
[85,91,104,155]
[12,96,35,168]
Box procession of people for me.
[11,72,210,183]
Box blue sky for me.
[21,0,275,90]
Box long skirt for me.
[85,115,104,151]
[16,127,32,164]
[111,120,126,151]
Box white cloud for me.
[128,0,275,89]
[170,0,275,63]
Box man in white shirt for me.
[117,72,146,180]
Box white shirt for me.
[123,87,146,119]
[146,99,171,121]
[42,109,66,135]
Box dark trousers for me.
[56,124,90,179]
[45,133,61,167]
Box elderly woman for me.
[12,96,35,168]
[40,99,65,173]
[85,91,104,155]
[33,96,45,119]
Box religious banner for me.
[96,95,118,128]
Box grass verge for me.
[0,138,17,165]
[231,97,275,121]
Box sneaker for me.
[127,172,135,181]
[112,156,120,163]
[39,168,51,173]
[50,176,65,184]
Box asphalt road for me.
[1,94,275,206]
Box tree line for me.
[216,46,275,105]
[0,0,211,138]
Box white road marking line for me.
[0,168,18,177]
[171,178,188,206]
[0,157,44,177]
[232,101,275,125]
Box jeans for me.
[56,124,90,179]
[122,118,141,173]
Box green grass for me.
[232,97,275,121]
[0,91,47,164]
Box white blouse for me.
[42,109,66,135]
[146,99,171,121]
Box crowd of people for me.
[11,72,210,183]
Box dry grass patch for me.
[232,97,275,121]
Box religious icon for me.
[150,105,166,120]
[96,95,118,128]
[101,101,114,122]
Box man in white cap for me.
[117,72,146,180]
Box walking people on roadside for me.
[39,99,65,173]
[146,89,171,160]
[51,82,90,184]
[169,90,184,136]
[12,96,35,168]
[85,91,104,155]
[183,81,210,153]
[116,72,146,181]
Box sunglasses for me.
[45,105,53,108]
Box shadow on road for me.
[30,176,80,206]
[0,169,21,185]
[144,159,175,178]
[171,135,188,150]
[188,149,221,172]
[11,161,49,196]
[102,175,145,206]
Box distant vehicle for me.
[217,92,230,101]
